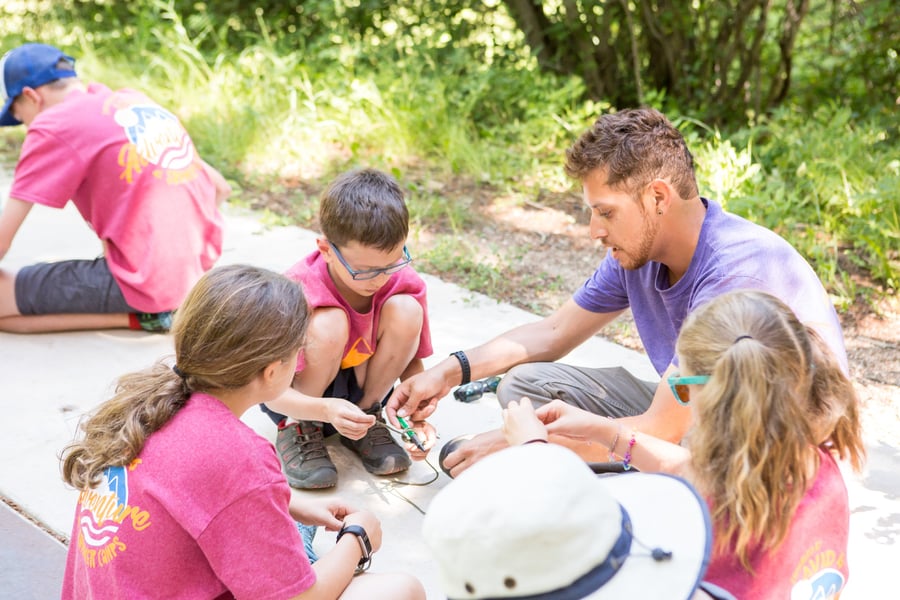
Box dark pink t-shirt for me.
[285,250,433,371]
[61,393,314,599]
[10,83,223,312]
[704,449,850,599]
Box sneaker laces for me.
[364,408,396,447]
[294,423,330,460]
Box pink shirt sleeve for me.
[197,481,315,600]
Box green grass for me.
[1,1,897,308]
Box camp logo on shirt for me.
[74,459,151,568]
[341,336,374,369]
[112,100,200,184]
[789,540,846,599]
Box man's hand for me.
[501,397,548,446]
[325,399,376,440]
[441,429,508,478]
[385,368,451,427]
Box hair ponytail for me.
[61,265,309,491]
[689,329,814,571]
[676,290,852,571]
[61,364,189,489]
[805,327,865,472]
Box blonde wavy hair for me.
[61,264,309,490]
[677,290,864,571]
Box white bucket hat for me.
[422,443,712,600]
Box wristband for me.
[450,351,471,386]
[337,524,372,573]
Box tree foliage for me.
[502,0,812,122]
[34,0,897,126]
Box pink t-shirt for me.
[704,449,850,599]
[285,250,433,371]
[61,393,314,600]
[10,83,223,312]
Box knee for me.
[307,308,350,357]
[399,574,426,600]
[379,294,423,340]
[496,363,548,408]
[0,269,20,318]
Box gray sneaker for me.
[340,404,411,475]
[276,420,338,489]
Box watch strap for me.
[337,524,372,572]
[450,350,471,385]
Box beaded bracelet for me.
[622,430,637,471]
[607,423,621,462]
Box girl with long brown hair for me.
[60,264,424,600]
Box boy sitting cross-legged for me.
[262,168,434,489]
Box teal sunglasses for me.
[667,373,711,406]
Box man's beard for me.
[615,212,658,270]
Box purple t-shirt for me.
[62,393,313,600]
[573,199,846,375]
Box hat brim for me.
[587,472,713,600]
[0,96,20,126]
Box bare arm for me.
[386,298,623,424]
[523,364,693,465]
[267,308,375,438]
[0,198,34,260]
[291,510,384,600]
[458,298,624,382]
[288,496,353,531]
[617,364,692,443]
[535,393,693,475]
[398,357,423,382]
[200,160,231,205]
[265,384,375,441]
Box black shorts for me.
[14,258,134,315]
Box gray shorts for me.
[14,258,134,315]
[496,362,658,418]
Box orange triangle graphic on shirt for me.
[341,337,374,369]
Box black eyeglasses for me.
[329,242,413,281]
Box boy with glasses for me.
[262,168,433,489]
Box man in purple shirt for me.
[387,108,845,476]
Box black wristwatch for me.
[336,524,372,574]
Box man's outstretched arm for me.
[386,299,622,425]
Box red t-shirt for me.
[704,449,850,599]
[10,83,223,312]
[285,249,433,371]
[62,393,313,599]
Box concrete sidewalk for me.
[1,188,897,598]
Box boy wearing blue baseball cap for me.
[0,43,230,333]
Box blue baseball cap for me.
[0,43,77,126]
